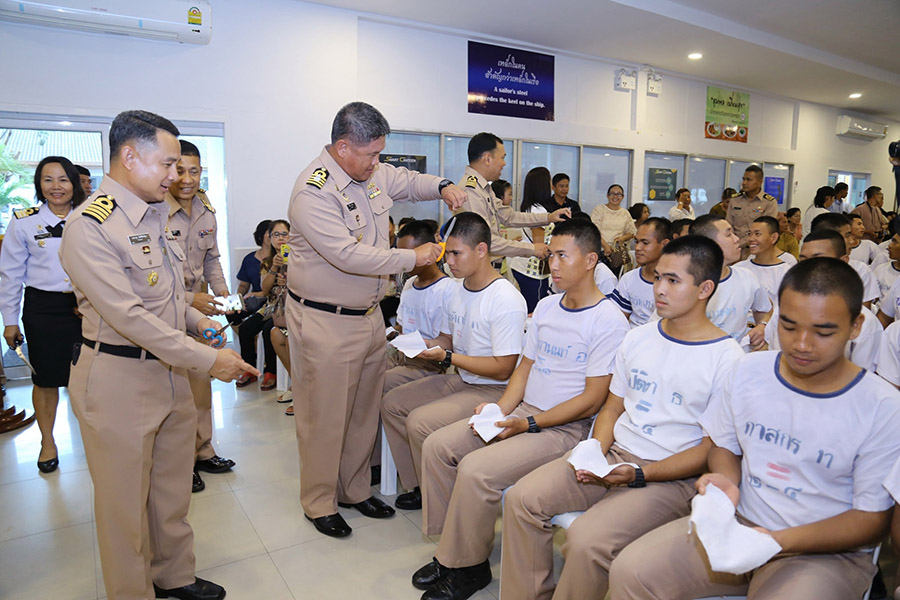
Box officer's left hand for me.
[548,208,572,223]
[494,416,528,440]
[198,318,227,348]
[193,292,224,316]
[440,184,467,210]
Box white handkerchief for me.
[688,483,782,575]
[468,403,506,442]
[739,334,752,351]
[389,330,429,358]
[566,439,639,478]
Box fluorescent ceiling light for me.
[849,93,862,99]
[688,52,702,60]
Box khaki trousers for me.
[69,347,196,600]
[286,301,384,517]
[188,369,216,461]
[381,372,504,490]
[500,447,695,600]
[608,515,877,600]
[422,403,591,568]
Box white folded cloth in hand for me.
[688,483,782,575]
[566,439,639,478]
[388,330,429,358]
[468,403,506,442]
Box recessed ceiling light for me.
[688,52,703,60]
[849,93,862,99]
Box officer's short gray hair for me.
[331,102,390,146]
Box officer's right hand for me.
[3,325,23,349]
[548,208,572,223]
[414,242,443,267]
[193,293,224,316]
[209,348,259,382]
[532,242,549,259]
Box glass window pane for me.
[581,147,631,216]
[443,135,515,205]
[726,160,761,192]
[383,132,442,223]
[519,142,579,210]
[643,152,685,217]
[687,157,726,216]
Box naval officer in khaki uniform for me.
[725,164,778,258]
[458,132,571,262]
[286,102,466,538]
[165,139,235,493]
[59,110,256,600]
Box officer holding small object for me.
[286,102,466,538]
[59,110,257,600]
[165,139,235,493]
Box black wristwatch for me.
[526,415,541,433]
[438,179,454,193]
[439,349,453,369]
[627,466,646,488]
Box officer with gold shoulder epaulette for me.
[458,133,571,263]
[164,140,234,494]
[286,102,466,538]
[725,164,778,257]
[59,110,257,600]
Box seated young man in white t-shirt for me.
[501,236,744,600]
[849,212,889,267]
[610,257,900,600]
[611,217,671,327]
[882,458,900,600]
[877,320,900,390]
[382,212,527,511]
[765,229,883,371]
[811,211,880,309]
[689,214,771,347]
[412,219,629,600]
[874,233,900,302]
[735,216,792,306]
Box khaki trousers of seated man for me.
[381,372,504,490]
[608,514,877,600]
[188,369,217,462]
[500,447,695,600]
[421,402,591,568]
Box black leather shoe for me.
[413,557,450,590]
[192,469,205,493]
[37,456,59,473]
[370,465,381,486]
[305,512,352,538]
[195,456,235,474]
[421,560,491,600]
[154,577,226,599]
[338,496,395,519]
[395,487,422,510]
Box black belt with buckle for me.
[82,338,158,360]
[288,289,374,316]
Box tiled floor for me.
[0,378,544,600]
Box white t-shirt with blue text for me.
[397,275,456,339]
[706,266,771,341]
[610,267,656,328]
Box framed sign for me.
[705,86,750,143]
[647,168,677,201]
[468,41,554,121]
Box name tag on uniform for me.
[129,233,151,245]
[170,230,182,237]
[34,232,51,240]
[346,202,357,211]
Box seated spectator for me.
[802,185,835,238]
[610,258,900,600]
[671,218,692,239]
[709,187,735,218]
[735,216,792,305]
[811,212,880,308]
[611,217,671,327]
[551,173,582,214]
[236,220,272,297]
[589,184,636,270]
[848,213,888,267]
[775,211,800,262]
[853,186,888,242]
[786,206,803,238]
[74,163,93,196]
[502,235,743,600]
[668,188,695,221]
[414,219,628,600]
[628,202,649,230]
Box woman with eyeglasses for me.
[589,184,637,269]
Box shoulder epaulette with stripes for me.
[307,167,329,189]
[83,195,117,224]
[13,207,37,219]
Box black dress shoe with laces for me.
[412,557,450,590]
[395,486,422,510]
[421,560,492,600]
[305,512,352,538]
[192,469,205,493]
[154,577,226,599]
[338,496,395,519]
[195,456,235,474]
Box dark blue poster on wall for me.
[467,41,554,121]
[764,176,785,204]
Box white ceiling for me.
[307,0,900,122]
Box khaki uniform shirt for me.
[165,190,228,304]
[457,165,549,258]
[287,147,443,309]
[59,176,218,373]
[726,190,778,244]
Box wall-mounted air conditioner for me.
[0,0,211,44]
[836,114,888,141]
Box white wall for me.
[2,0,897,256]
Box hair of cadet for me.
[179,139,201,161]
[803,228,847,256]
[467,132,504,164]
[811,211,850,232]
[550,218,603,257]
[330,101,391,145]
[445,211,491,251]
[778,257,863,320]
[640,216,673,241]
[109,110,180,158]
[397,219,438,247]
[74,164,91,177]
[688,213,725,239]
[753,215,780,236]
[33,155,86,208]
[660,235,724,297]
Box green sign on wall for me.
[705,86,750,142]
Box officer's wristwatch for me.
[627,466,646,488]
[438,179,454,193]
[439,349,453,369]
[526,415,541,433]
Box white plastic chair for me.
[379,425,398,496]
